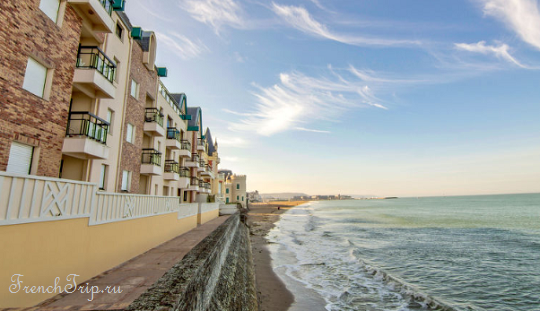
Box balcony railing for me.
[179,167,190,178]
[191,154,199,163]
[197,138,205,146]
[190,177,199,187]
[141,149,161,166]
[145,108,164,127]
[76,46,116,83]
[66,111,109,144]
[181,140,191,151]
[167,127,181,141]
[164,160,179,173]
[98,0,114,15]
[206,164,212,172]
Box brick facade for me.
[117,40,158,192]
[0,1,82,177]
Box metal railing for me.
[199,159,205,167]
[141,149,162,166]
[181,140,191,151]
[76,46,116,83]
[98,0,114,15]
[191,154,199,163]
[164,160,179,173]
[166,127,181,141]
[145,108,163,127]
[190,177,199,187]
[197,138,205,146]
[66,111,109,144]
[179,167,190,178]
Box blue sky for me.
[126,0,540,197]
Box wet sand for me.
[247,202,302,311]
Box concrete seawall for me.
[127,213,258,311]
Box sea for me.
[267,193,540,311]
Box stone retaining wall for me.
[127,213,258,311]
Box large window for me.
[22,58,48,98]
[130,79,139,99]
[39,0,60,22]
[236,183,240,190]
[121,170,131,191]
[126,123,134,143]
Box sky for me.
[125,0,540,197]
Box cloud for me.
[271,3,420,47]
[234,51,245,63]
[155,32,208,59]
[218,137,247,147]
[295,127,331,133]
[455,41,528,68]
[477,0,540,50]
[221,156,242,162]
[228,67,399,136]
[178,0,244,34]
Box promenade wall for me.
[127,212,258,311]
[0,172,219,307]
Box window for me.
[23,58,48,98]
[6,142,34,175]
[226,198,229,203]
[39,0,60,22]
[121,170,131,191]
[99,164,108,190]
[130,79,139,99]
[183,191,188,202]
[106,109,114,134]
[236,183,240,190]
[242,196,244,201]
[115,22,124,40]
[226,188,229,194]
[237,196,239,201]
[126,123,134,143]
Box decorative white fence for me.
[0,172,203,227]
[200,202,220,214]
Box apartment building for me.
[0,0,224,203]
[0,0,85,177]
[220,170,247,207]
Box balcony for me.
[68,0,115,34]
[62,112,109,160]
[201,164,213,177]
[187,177,199,191]
[197,138,205,151]
[73,46,116,99]
[184,154,200,168]
[140,149,162,175]
[199,180,211,193]
[143,108,165,137]
[197,159,205,172]
[178,140,191,158]
[178,167,190,188]
[166,128,181,150]
[163,160,180,181]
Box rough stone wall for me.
[117,41,158,192]
[0,0,82,176]
[127,213,258,311]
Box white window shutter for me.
[6,142,34,175]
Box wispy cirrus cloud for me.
[455,41,528,68]
[476,0,540,50]
[271,3,420,47]
[227,66,400,136]
[156,32,209,59]
[178,0,244,34]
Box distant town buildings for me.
[218,170,247,207]
[247,190,262,202]
[291,194,353,201]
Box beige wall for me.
[200,209,219,225]
[0,213,197,307]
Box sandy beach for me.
[247,201,304,311]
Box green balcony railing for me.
[99,0,114,15]
[66,111,109,144]
[76,46,116,83]
[181,140,191,151]
[141,149,161,166]
[145,108,164,127]
[167,127,181,142]
[164,160,179,173]
[179,167,190,178]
